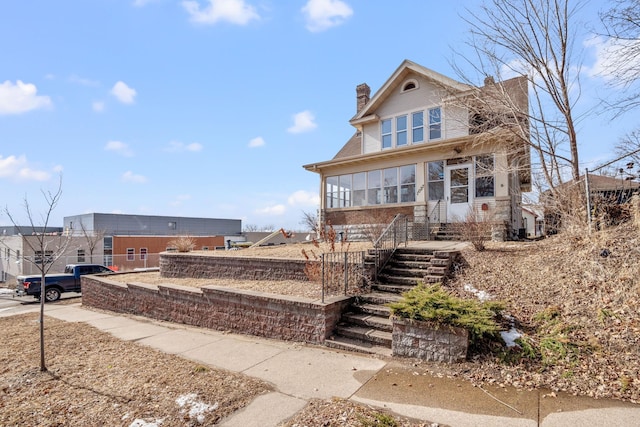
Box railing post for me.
[321,253,325,303]
[344,251,348,296]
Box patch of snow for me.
[501,327,522,347]
[463,284,492,302]
[0,288,15,295]
[176,393,218,424]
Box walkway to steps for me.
[325,241,469,356]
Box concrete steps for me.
[328,247,458,353]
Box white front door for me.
[446,164,472,222]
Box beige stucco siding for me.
[360,75,469,155]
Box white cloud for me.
[110,81,137,104]
[182,0,259,25]
[248,136,265,148]
[302,0,352,32]
[164,141,204,152]
[584,36,640,86]
[104,141,134,157]
[255,204,286,216]
[69,74,100,87]
[287,110,317,134]
[0,80,52,115]
[0,154,51,182]
[92,101,105,112]
[121,171,148,184]
[288,190,320,207]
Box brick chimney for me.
[356,83,371,113]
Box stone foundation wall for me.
[392,317,468,363]
[160,253,308,281]
[81,275,351,344]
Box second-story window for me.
[396,115,408,147]
[429,107,442,140]
[381,119,392,149]
[412,112,424,143]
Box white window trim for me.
[401,79,419,92]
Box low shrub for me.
[388,283,504,344]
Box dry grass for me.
[0,313,271,426]
[444,220,640,402]
[113,228,640,402]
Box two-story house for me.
[304,60,531,241]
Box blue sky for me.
[0,0,635,231]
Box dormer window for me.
[401,79,418,92]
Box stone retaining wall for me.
[159,253,308,281]
[81,275,351,344]
[392,317,469,362]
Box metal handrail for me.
[428,199,442,223]
[372,214,408,280]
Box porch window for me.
[338,174,352,207]
[400,165,416,202]
[381,119,392,149]
[427,161,444,200]
[383,168,398,203]
[352,172,366,206]
[412,112,424,143]
[326,176,339,208]
[475,154,495,197]
[367,170,382,204]
[429,107,441,140]
[396,115,408,146]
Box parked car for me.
[17,264,114,302]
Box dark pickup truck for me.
[17,264,114,302]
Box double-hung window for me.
[367,170,382,205]
[352,172,366,206]
[326,176,339,208]
[412,112,424,143]
[427,161,445,200]
[396,115,408,147]
[339,174,352,207]
[381,119,392,149]
[383,168,398,203]
[429,107,442,140]
[475,155,495,197]
[400,165,416,202]
[126,248,135,261]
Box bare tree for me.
[599,0,640,115]
[299,210,319,234]
[4,177,70,372]
[78,222,105,264]
[455,0,585,187]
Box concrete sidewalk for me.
[5,302,640,426]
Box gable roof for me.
[332,132,361,160]
[350,59,472,124]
